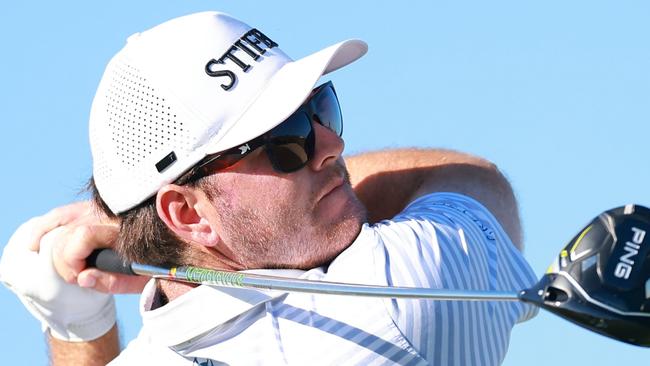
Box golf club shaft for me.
[89,249,521,301]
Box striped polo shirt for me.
[112,192,538,365]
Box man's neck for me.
[154,278,198,307]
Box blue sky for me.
[1,1,649,364]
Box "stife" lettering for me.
[205,29,278,91]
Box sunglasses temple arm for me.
[88,249,521,301]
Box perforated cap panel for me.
[90,56,203,213]
[105,61,192,166]
[90,57,202,213]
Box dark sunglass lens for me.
[269,112,312,139]
[265,113,315,172]
[267,136,310,172]
[312,86,342,136]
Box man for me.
[0,11,537,365]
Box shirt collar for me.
[139,269,307,348]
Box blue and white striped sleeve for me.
[370,192,538,366]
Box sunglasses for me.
[177,81,343,184]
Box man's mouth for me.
[317,177,344,203]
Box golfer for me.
[0,11,537,365]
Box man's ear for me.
[156,184,220,247]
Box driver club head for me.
[519,204,650,347]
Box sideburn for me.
[117,201,189,267]
[87,175,200,267]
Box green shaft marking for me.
[185,266,245,287]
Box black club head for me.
[519,204,650,347]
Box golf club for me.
[88,204,650,347]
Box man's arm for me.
[345,148,523,249]
[49,325,120,365]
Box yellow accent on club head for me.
[546,264,554,273]
[560,250,568,258]
[570,225,593,254]
[170,267,177,277]
[546,258,561,274]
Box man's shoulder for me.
[328,193,494,279]
[334,192,497,260]
[376,192,501,242]
[400,191,495,219]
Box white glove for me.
[0,222,116,342]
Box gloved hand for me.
[0,203,116,342]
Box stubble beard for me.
[213,167,367,270]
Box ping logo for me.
[614,227,646,279]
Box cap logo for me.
[238,143,251,155]
[205,29,278,91]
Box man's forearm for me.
[49,324,120,365]
[345,149,486,220]
[344,148,523,249]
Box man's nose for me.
[308,121,344,171]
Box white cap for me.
[89,11,367,214]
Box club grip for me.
[86,249,136,276]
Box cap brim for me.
[203,39,368,155]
